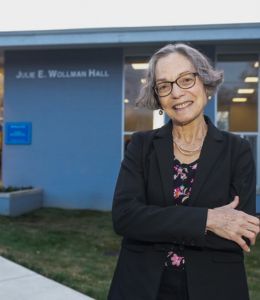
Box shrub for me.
[0,186,33,193]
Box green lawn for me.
[0,208,259,300]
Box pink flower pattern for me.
[164,158,198,270]
[171,253,185,266]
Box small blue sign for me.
[5,122,32,145]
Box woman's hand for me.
[206,196,260,252]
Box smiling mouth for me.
[173,101,193,110]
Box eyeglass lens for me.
[155,73,196,96]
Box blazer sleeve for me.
[205,137,256,251]
[112,132,208,247]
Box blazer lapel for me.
[189,116,224,206]
[153,121,174,206]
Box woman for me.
[108,43,260,300]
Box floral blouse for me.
[164,157,198,270]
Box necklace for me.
[173,140,203,155]
[172,126,207,156]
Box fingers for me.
[232,215,260,249]
[210,206,260,252]
[240,228,257,246]
[242,221,260,234]
[248,215,260,226]
[209,198,260,252]
[246,222,260,246]
[249,236,256,246]
[234,236,251,252]
[241,214,260,244]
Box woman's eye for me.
[178,76,194,86]
[158,84,169,91]
[182,77,192,83]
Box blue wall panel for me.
[3,48,123,210]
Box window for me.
[124,60,164,149]
[217,54,259,189]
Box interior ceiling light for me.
[254,61,259,68]
[140,78,147,84]
[237,89,255,94]
[124,98,129,103]
[132,63,149,70]
[244,77,259,83]
[232,98,247,102]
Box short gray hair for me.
[136,43,224,109]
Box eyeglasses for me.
[154,72,198,97]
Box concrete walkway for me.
[0,256,95,300]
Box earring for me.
[159,109,163,115]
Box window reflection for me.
[124,61,153,132]
[217,55,258,132]
[217,54,259,185]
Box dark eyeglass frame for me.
[154,72,199,97]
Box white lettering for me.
[88,69,110,77]
[88,69,96,77]
[48,70,58,78]
[37,70,46,79]
[16,70,35,79]
[48,70,88,78]
[15,68,110,79]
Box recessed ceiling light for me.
[237,89,255,94]
[232,98,247,102]
[132,63,149,70]
[244,77,258,83]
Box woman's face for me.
[155,52,208,125]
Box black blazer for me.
[108,116,256,300]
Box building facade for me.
[0,23,259,212]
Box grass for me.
[245,236,260,300]
[0,208,121,300]
[0,208,259,300]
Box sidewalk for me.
[0,256,95,300]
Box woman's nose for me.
[170,83,185,98]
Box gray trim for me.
[1,23,260,49]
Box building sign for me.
[15,68,110,80]
[5,122,32,145]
